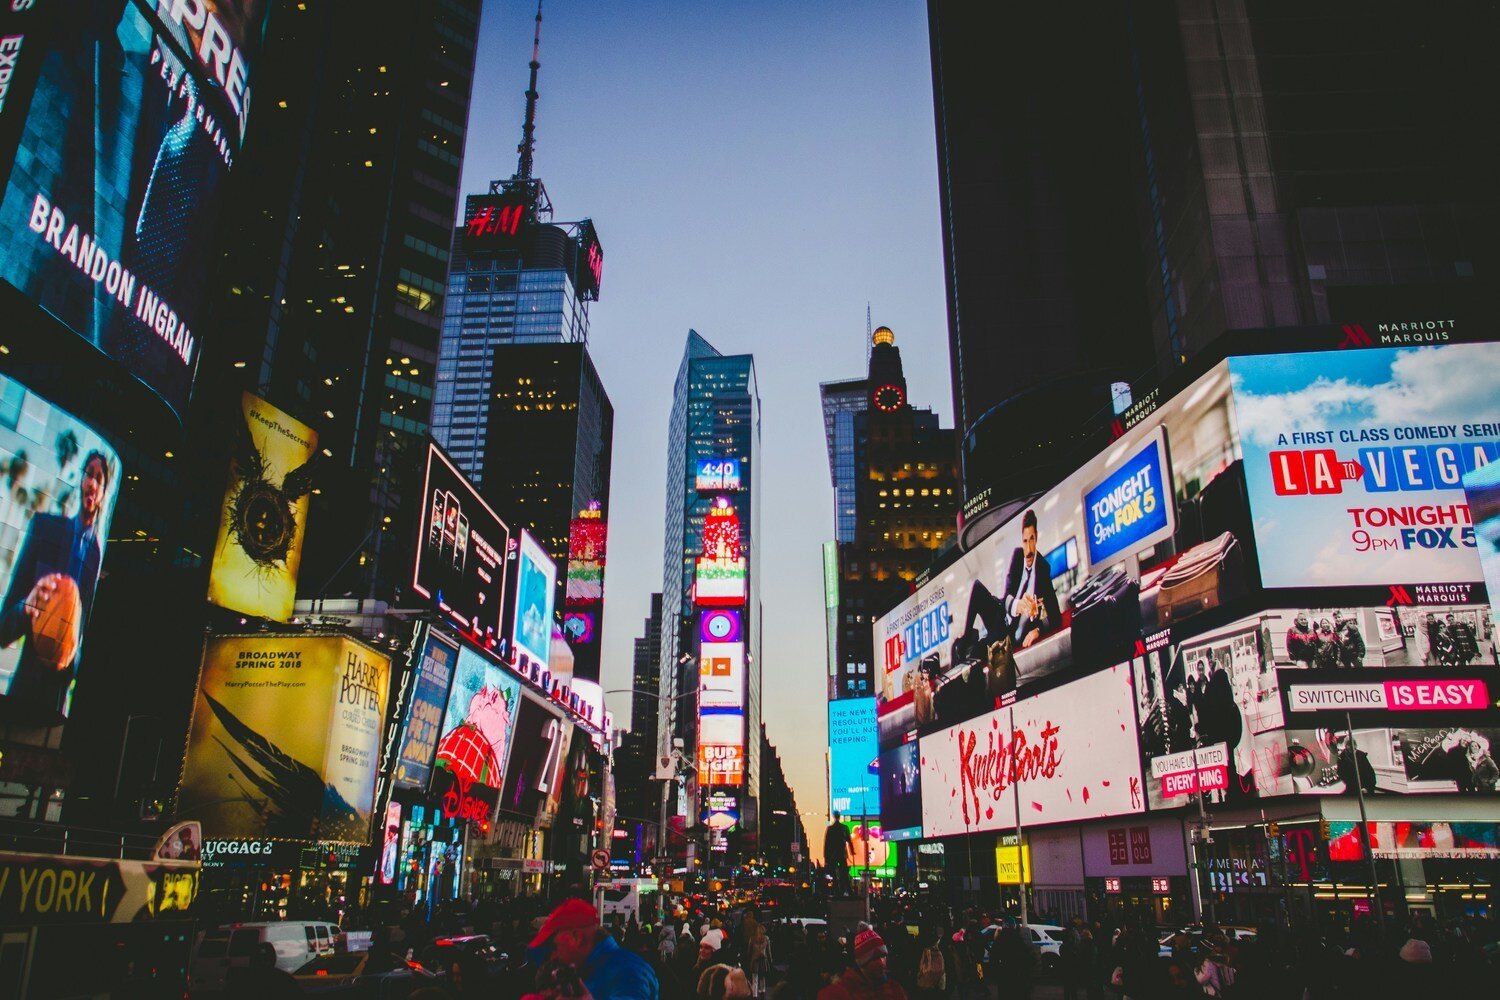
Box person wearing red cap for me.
[818,928,908,999]
[527,898,659,999]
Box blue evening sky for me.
[459,0,951,834]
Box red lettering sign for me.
[1130,826,1153,865]
[1107,829,1128,865]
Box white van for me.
[189,921,342,993]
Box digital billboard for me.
[919,664,1144,838]
[700,608,743,644]
[1465,461,1500,633]
[513,530,556,669]
[1083,430,1175,567]
[0,1,273,419]
[878,741,922,842]
[696,457,741,493]
[207,392,317,622]
[462,190,531,250]
[875,363,1244,753]
[1279,724,1500,796]
[563,507,605,683]
[178,635,390,842]
[1230,342,1499,589]
[700,642,745,710]
[697,742,744,787]
[845,819,893,877]
[702,790,738,852]
[413,443,509,641]
[573,219,603,300]
[434,645,521,792]
[499,691,570,824]
[1328,821,1500,861]
[695,497,747,606]
[392,629,459,791]
[829,698,879,817]
[0,373,119,722]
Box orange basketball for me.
[29,575,81,669]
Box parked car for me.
[293,952,437,996]
[979,923,1067,972]
[1157,925,1258,958]
[190,921,342,993]
[415,934,508,979]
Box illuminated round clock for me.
[873,383,905,412]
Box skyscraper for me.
[658,331,762,854]
[823,327,960,700]
[428,5,611,675]
[928,0,1492,540]
[613,593,663,855]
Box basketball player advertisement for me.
[207,393,317,622]
[177,635,390,842]
[0,374,119,723]
[1229,342,1500,589]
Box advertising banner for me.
[829,698,879,817]
[513,530,556,669]
[433,645,521,792]
[1083,430,1175,568]
[413,444,510,641]
[697,743,744,787]
[0,374,119,722]
[207,392,317,621]
[178,635,390,842]
[702,791,738,852]
[1229,342,1500,589]
[0,1,273,418]
[1465,461,1500,634]
[1328,821,1500,861]
[701,609,743,644]
[699,641,745,710]
[378,801,402,885]
[695,497,747,606]
[919,665,1144,838]
[876,363,1246,752]
[1280,724,1500,795]
[563,507,605,683]
[499,691,569,823]
[1133,613,1287,809]
[696,457,741,493]
[878,741,921,841]
[393,629,459,791]
[846,819,893,876]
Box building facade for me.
[658,332,762,858]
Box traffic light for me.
[1266,821,1280,839]
[1318,819,1331,840]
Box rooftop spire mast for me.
[516,0,543,182]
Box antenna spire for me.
[516,0,544,181]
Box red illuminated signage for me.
[1151,877,1171,894]
[466,201,523,239]
[1104,877,1121,894]
[1107,829,1128,865]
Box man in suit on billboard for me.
[1002,509,1061,648]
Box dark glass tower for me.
[929,0,1494,542]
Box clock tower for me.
[867,326,908,413]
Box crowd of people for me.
[327,889,1500,999]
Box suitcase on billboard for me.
[1157,531,1244,625]
[1068,564,1141,670]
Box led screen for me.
[1230,342,1499,589]
[434,645,521,792]
[0,1,273,418]
[699,641,745,710]
[696,457,741,493]
[412,444,510,641]
[919,664,1145,838]
[392,629,459,791]
[0,373,120,722]
[829,698,879,817]
[513,530,557,669]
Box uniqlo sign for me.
[1130,827,1153,865]
[1107,829,1128,866]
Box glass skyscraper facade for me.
[658,331,762,833]
[431,206,592,487]
[820,378,867,545]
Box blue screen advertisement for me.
[512,531,556,669]
[393,630,459,790]
[1083,430,1173,566]
[1231,343,1500,589]
[829,697,879,817]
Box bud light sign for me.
[1083,429,1174,567]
